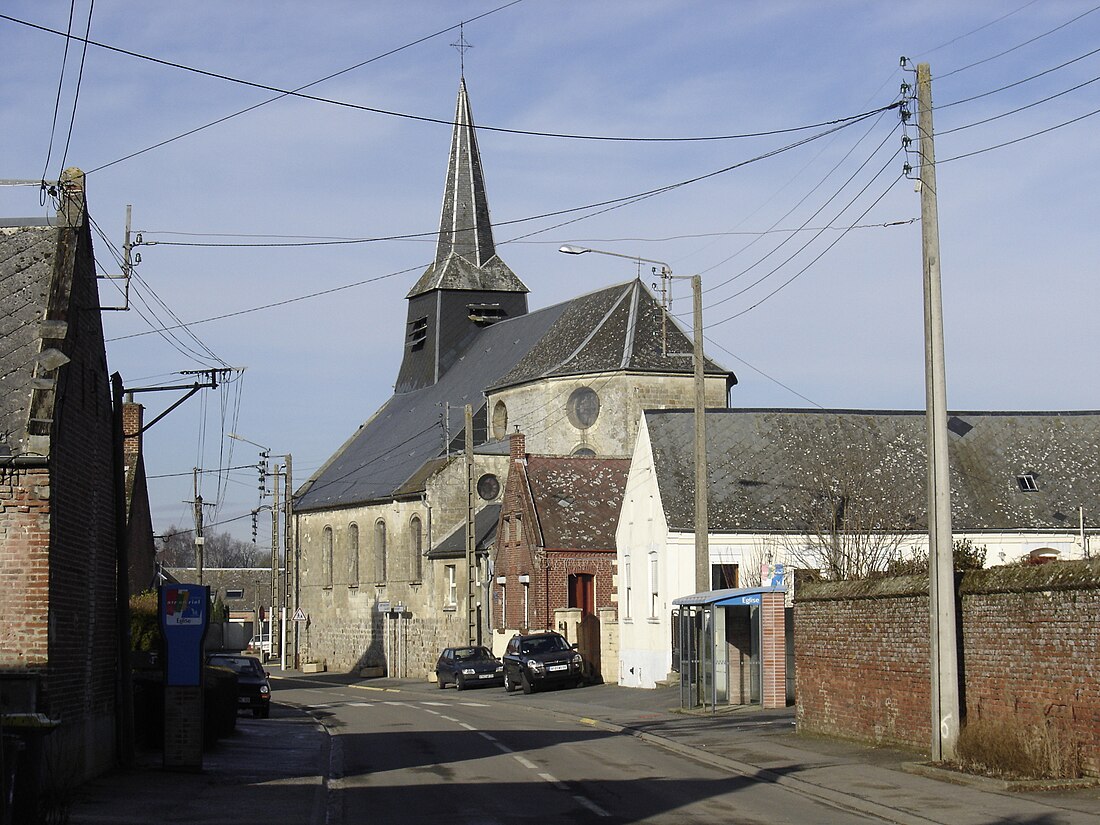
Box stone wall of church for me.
[488,372,727,457]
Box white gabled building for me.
[617,408,1100,690]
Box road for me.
[275,675,888,825]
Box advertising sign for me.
[159,584,210,686]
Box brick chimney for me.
[122,394,143,459]
[509,431,526,461]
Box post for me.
[285,453,298,669]
[193,468,204,585]
[692,274,710,594]
[271,463,280,659]
[465,405,477,645]
[917,61,960,762]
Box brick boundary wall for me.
[794,559,1100,776]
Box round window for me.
[572,447,596,457]
[566,386,600,429]
[491,400,508,440]
[476,473,501,501]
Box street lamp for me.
[558,245,710,595]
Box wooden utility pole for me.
[917,61,960,762]
[193,468,204,585]
[692,275,710,594]
[465,405,477,645]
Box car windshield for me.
[210,656,262,675]
[454,646,493,661]
[520,636,569,655]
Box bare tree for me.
[158,525,267,568]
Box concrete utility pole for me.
[285,453,298,669]
[465,405,478,645]
[917,61,960,762]
[271,463,281,659]
[193,468,204,585]
[692,275,710,595]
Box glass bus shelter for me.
[672,587,787,712]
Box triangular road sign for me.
[292,607,307,622]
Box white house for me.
[616,408,1100,689]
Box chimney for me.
[123,395,143,458]
[509,431,526,461]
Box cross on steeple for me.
[451,25,473,78]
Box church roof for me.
[407,79,527,298]
[295,280,731,512]
[644,408,1100,534]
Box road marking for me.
[420,701,449,706]
[573,795,610,817]
[458,702,490,707]
[513,755,538,770]
[539,772,568,791]
[422,708,440,716]
[347,702,371,707]
[350,684,401,693]
[382,701,410,707]
[458,722,477,731]
[493,742,513,754]
[478,732,498,742]
[441,716,459,723]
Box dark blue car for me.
[435,646,504,690]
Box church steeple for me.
[395,79,529,394]
[406,79,528,298]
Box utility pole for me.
[193,468,204,585]
[692,275,710,594]
[271,462,281,660]
[465,405,477,645]
[917,61,960,762]
[285,454,297,670]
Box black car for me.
[502,632,584,694]
[207,654,271,717]
[435,646,503,690]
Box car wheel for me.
[254,705,269,719]
[437,673,446,689]
[455,673,466,691]
[504,670,516,693]
[520,671,535,695]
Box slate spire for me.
[406,79,527,298]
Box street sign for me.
[377,601,391,613]
[292,607,307,622]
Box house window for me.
[348,523,359,586]
[225,589,244,599]
[477,473,500,501]
[523,579,530,628]
[322,526,333,587]
[712,563,739,590]
[410,515,423,581]
[515,515,523,544]
[623,557,632,620]
[498,578,507,627]
[649,553,659,618]
[492,400,508,440]
[566,386,600,429]
[375,520,387,582]
[445,565,457,607]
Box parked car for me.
[435,646,504,690]
[502,632,584,694]
[206,653,271,717]
[246,634,272,656]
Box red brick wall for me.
[795,561,1100,776]
[0,467,52,671]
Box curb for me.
[902,761,1100,793]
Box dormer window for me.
[1016,473,1038,492]
[408,316,428,350]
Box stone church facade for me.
[292,78,734,678]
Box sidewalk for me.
[66,669,1100,825]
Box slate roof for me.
[645,408,1100,534]
[1,224,54,456]
[526,456,630,551]
[407,79,527,299]
[429,503,501,559]
[295,279,732,512]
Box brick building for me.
[0,170,124,789]
[493,431,628,635]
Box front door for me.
[567,573,594,614]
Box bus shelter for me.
[672,587,787,711]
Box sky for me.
[2,1,1098,546]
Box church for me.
[291,78,734,678]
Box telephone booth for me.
[672,587,787,711]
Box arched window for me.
[348,523,360,585]
[410,515,423,581]
[322,526,333,587]
[375,520,387,582]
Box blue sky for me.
[2,1,1098,544]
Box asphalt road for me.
[276,676,890,825]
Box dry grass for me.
[954,717,1081,780]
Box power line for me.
[937,45,1100,110]
[939,103,1100,163]
[57,0,94,176]
[40,0,77,185]
[1,11,902,147]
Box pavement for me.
[65,667,1100,825]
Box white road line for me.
[423,708,441,716]
[382,701,409,706]
[574,795,610,817]
[459,722,476,731]
[478,732,498,742]
[493,742,513,754]
[458,702,490,707]
[441,716,459,723]
[420,701,449,706]
[513,755,538,770]
[539,772,568,791]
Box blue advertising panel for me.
[159,584,209,686]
